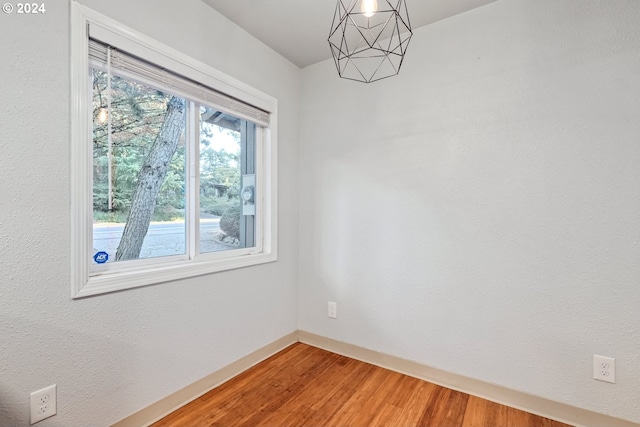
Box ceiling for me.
[201,0,499,68]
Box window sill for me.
[73,250,277,298]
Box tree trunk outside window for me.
[115,96,186,261]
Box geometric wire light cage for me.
[328,0,413,83]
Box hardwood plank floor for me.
[152,343,572,427]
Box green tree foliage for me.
[199,118,241,216]
[92,71,241,223]
[93,70,184,216]
[200,146,238,197]
[220,204,241,239]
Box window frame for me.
[70,3,278,298]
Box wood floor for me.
[152,343,572,427]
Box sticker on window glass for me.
[93,251,109,264]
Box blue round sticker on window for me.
[93,251,109,264]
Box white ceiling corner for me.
[201,0,499,68]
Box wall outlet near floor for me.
[593,355,616,383]
[328,301,337,319]
[30,384,57,424]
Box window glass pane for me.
[199,106,254,253]
[91,69,187,265]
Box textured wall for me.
[0,1,299,426]
[299,0,640,423]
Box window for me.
[71,3,278,298]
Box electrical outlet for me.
[328,301,337,319]
[593,355,616,383]
[30,384,57,424]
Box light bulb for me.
[361,0,377,17]
[97,107,108,124]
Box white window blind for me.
[88,38,270,127]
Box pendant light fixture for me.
[328,0,413,83]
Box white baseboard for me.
[111,330,639,427]
[110,331,298,427]
[298,330,639,427]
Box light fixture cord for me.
[107,46,113,211]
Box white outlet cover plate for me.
[328,301,337,319]
[593,355,616,383]
[30,384,57,424]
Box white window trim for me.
[70,2,278,298]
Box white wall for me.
[2,0,639,425]
[0,1,299,426]
[299,0,640,423]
